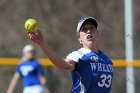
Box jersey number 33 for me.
[98,74,112,88]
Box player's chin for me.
[83,41,93,45]
[88,41,94,45]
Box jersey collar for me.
[79,48,91,54]
[80,48,101,55]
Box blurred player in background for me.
[28,17,113,93]
[7,45,50,93]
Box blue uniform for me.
[66,48,113,93]
[16,59,44,87]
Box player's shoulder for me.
[99,50,110,58]
[68,48,91,55]
[67,48,83,57]
[32,59,39,63]
[18,61,26,66]
[99,50,113,63]
[31,59,41,65]
[66,48,91,62]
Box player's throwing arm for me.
[25,19,75,70]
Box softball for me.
[24,19,37,32]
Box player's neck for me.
[83,43,98,53]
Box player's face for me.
[78,24,98,47]
[23,51,34,61]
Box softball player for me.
[28,17,114,93]
[7,45,50,93]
